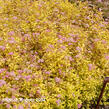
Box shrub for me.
[0,0,109,108]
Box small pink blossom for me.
[94,38,99,42]
[68,37,76,42]
[105,55,109,60]
[69,33,75,37]
[55,77,61,83]
[24,34,30,37]
[58,35,62,39]
[62,37,67,41]
[35,33,40,36]
[75,54,80,58]
[56,99,61,105]
[22,37,25,42]
[35,52,38,54]
[13,105,16,109]
[61,45,66,50]
[97,0,102,2]
[9,71,15,76]
[0,46,5,50]
[0,37,3,41]
[18,105,24,109]
[17,70,23,73]
[24,75,31,81]
[8,31,15,36]
[69,56,73,61]
[45,71,50,74]
[46,29,50,32]
[8,40,16,44]
[38,4,42,7]
[58,39,63,43]
[88,64,93,71]
[102,40,107,44]
[0,68,5,73]
[36,90,40,95]
[13,16,17,19]
[68,43,72,45]
[76,47,81,52]
[57,94,61,98]
[38,59,44,63]
[49,44,54,48]
[8,52,13,55]
[33,84,38,87]
[6,104,10,109]
[37,26,41,28]
[72,93,75,97]
[36,19,40,22]
[0,80,6,87]
[78,104,82,109]
[5,18,8,20]
[58,69,61,74]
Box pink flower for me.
[0,68,5,73]
[97,0,102,2]
[8,31,15,36]
[49,44,54,48]
[58,35,62,39]
[45,71,50,74]
[55,77,61,83]
[17,70,23,73]
[58,69,61,74]
[24,34,30,37]
[105,55,109,60]
[0,37,3,41]
[0,46,5,50]
[61,46,66,50]
[78,104,82,109]
[36,19,40,22]
[56,99,61,105]
[5,18,8,20]
[24,75,31,81]
[69,33,75,37]
[38,59,44,63]
[0,80,6,87]
[88,64,93,71]
[22,37,25,42]
[76,47,81,52]
[9,40,16,44]
[13,105,16,108]
[68,37,76,42]
[94,38,99,42]
[37,26,41,28]
[62,37,67,41]
[35,33,40,36]
[6,104,10,109]
[13,16,17,19]
[57,94,61,98]
[69,56,73,61]
[102,40,107,44]
[75,54,80,58]
[58,39,63,43]
[18,105,24,109]
[35,51,38,54]
[46,29,50,32]
[72,93,75,97]
[8,52,13,55]
[9,71,15,76]
[38,4,42,7]
[68,43,72,45]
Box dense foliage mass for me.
[0,0,109,108]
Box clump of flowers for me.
[0,0,109,108]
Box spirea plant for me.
[0,0,109,108]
